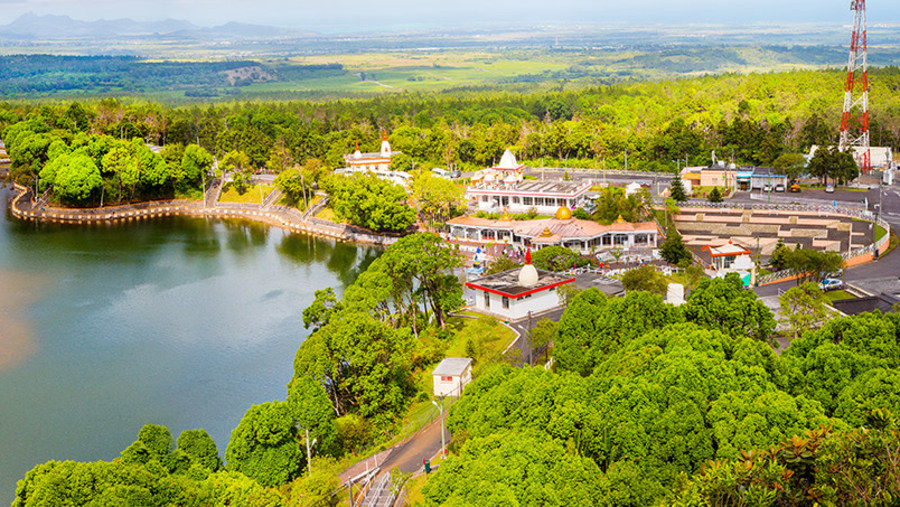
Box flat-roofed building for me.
[465,250,575,321]
[466,179,592,215]
[750,167,787,190]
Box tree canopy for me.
[325,174,416,233]
[682,273,776,341]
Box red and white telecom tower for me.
[839,0,871,174]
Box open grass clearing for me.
[218,183,274,204]
[825,289,856,302]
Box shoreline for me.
[5,183,400,247]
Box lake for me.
[0,186,377,504]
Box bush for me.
[531,246,589,272]
[622,265,668,295]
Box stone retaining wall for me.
[6,183,398,246]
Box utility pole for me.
[432,397,446,458]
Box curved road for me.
[752,182,900,298]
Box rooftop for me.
[344,150,400,162]
[467,179,591,197]
[432,357,473,377]
[466,267,574,298]
[702,242,753,257]
[751,166,785,177]
[831,293,900,316]
[449,216,658,239]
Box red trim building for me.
[465,265,575,321]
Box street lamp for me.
[432,397,446,458]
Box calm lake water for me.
[0,186,377,504]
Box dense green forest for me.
[418,277,900,505]
[4,66,900,196]
[0,55,346,98]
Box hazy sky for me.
[0,0,898,32]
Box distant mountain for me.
[0,13,316,40]
[193,21,317,39]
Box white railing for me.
[657,197,875,219]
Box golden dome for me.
[555,206,572,220]
[540,227,554,237]
[500,210,512,221]
[615,214,626,224]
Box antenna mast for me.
[839,0,870,175]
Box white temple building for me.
[343,133,401,173]
[465,249,575,321]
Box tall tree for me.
[683,273,776,341]
[180,144,214,191]
[225,401,304,488]
[292,309,414,424]
[326,174,416,233]
[411,170,465,230]
[778,282,835,340]
[376,232,464,329]
[221,150,253,194]
[785,248,845,285]
[669,177,688,203]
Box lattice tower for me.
[839,0,871,174]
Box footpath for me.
[5,180,401,247]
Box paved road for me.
[752,182,900,299]
[379,418,448,475]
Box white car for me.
[819,279,845,292]
[825,184,835,193]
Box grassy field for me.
[218,183,274,204]
[242,50,572,96]
[6,44,900,102]
[826,289,856,302]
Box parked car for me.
[450,169,462,179]
[763,184,772,192]
[825,184,835,193]
[789,184,801,193]
[775,184,785,192]
[819,278,845,292]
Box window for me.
[441,376,453,382]
[523,197,533,206]
[502,296,510,309]
[484,291,490,308]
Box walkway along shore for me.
[5,183,401,247]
